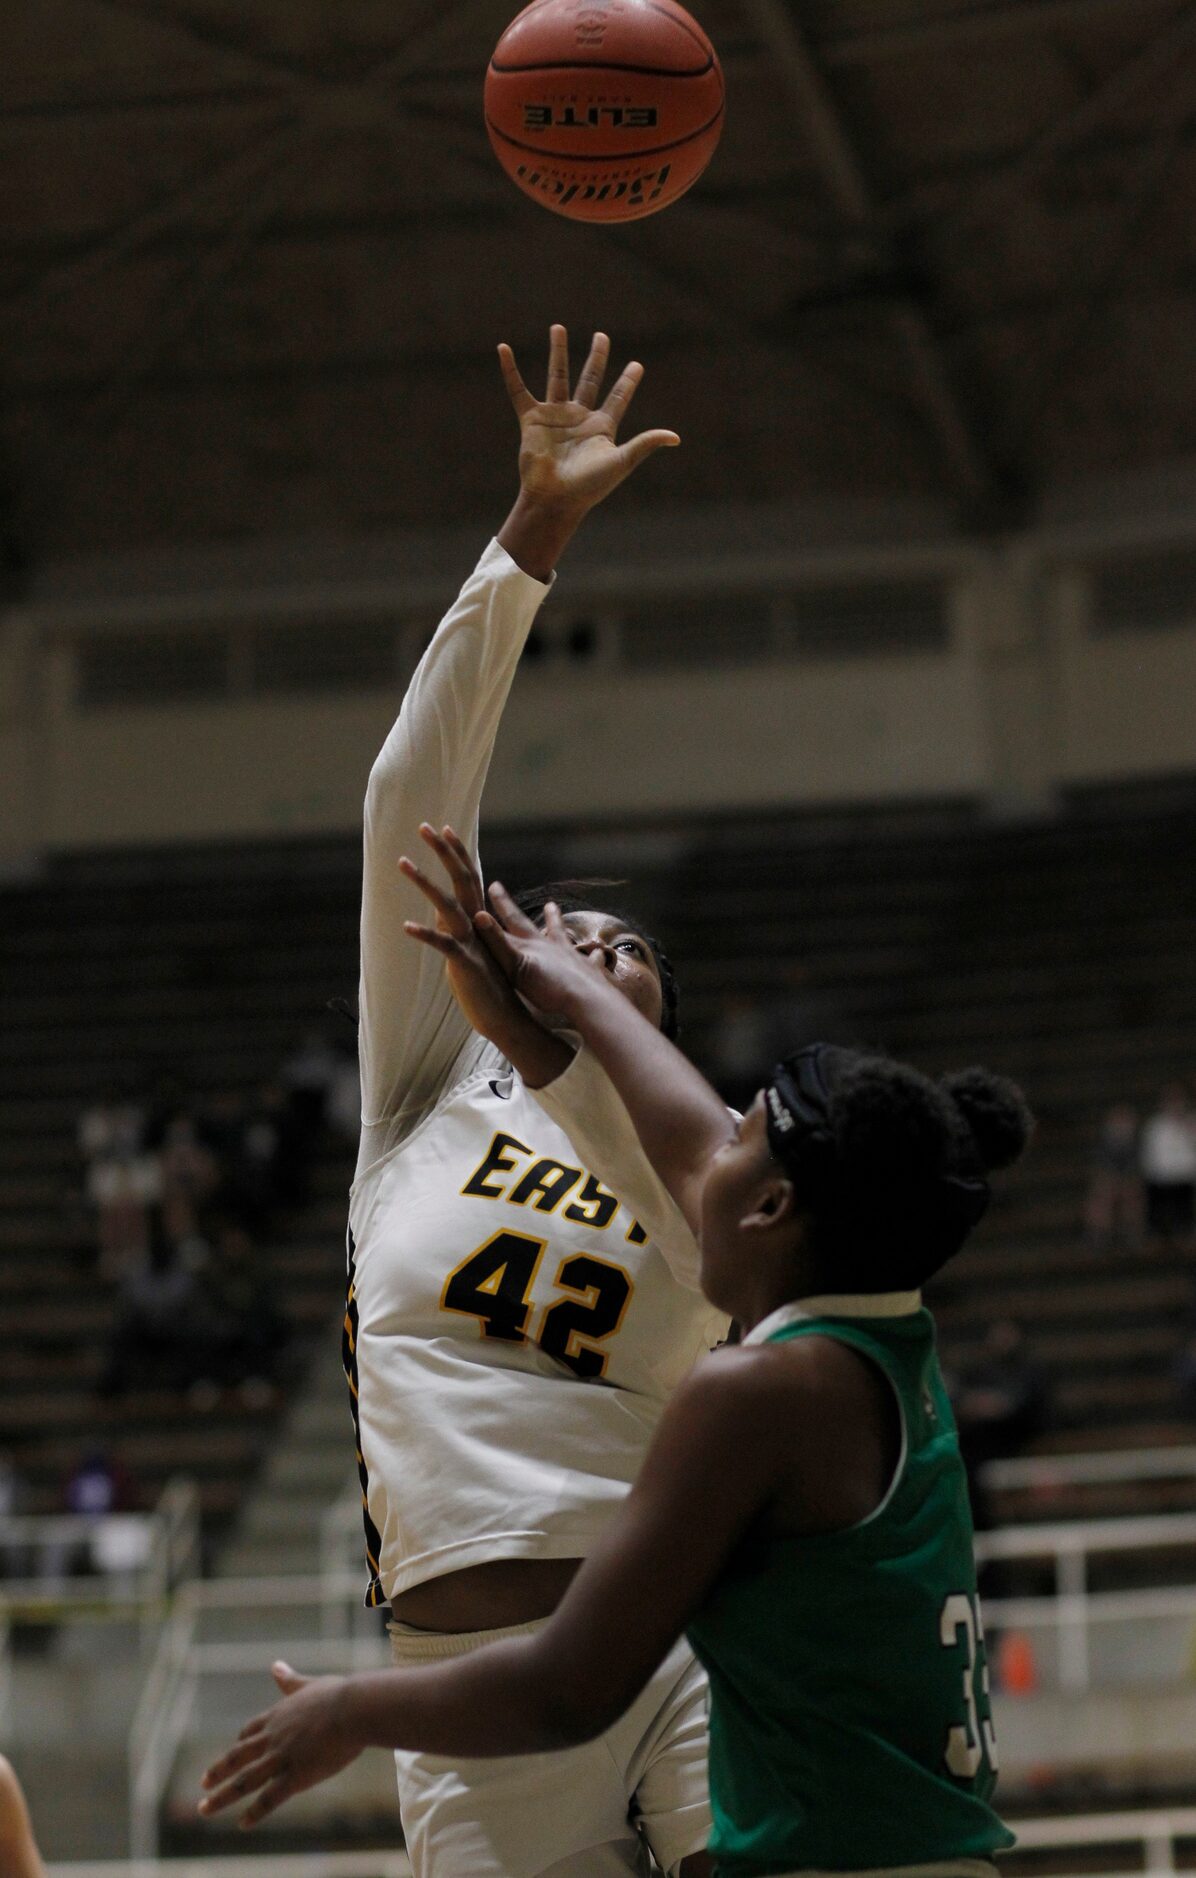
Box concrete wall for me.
[3,504,1196,865]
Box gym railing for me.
[0,1477,202,1639]
[40,1805,1196,1878]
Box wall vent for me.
[781,579,948,658]
[251,620,400,693]
[1092,547,1196,634]
[77,631,229,707]
[620,579,947,669]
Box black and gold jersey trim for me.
[343,1226,387,1609]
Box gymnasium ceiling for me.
[4,0,1196,568]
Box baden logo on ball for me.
[485,0,725,223]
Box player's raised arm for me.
[358,327,679,1145]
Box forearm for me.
[344,1635,605,1759]
[559,975,733,1221]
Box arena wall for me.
[3,505,1196,863]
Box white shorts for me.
[388,1618,711,1878]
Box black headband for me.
[765,1045,835,1168]
[763,1043,992,1266]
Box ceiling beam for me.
[821,0,1176,67]
[924,1,1196,240]
[0,110,303,320]
[87,0,311,90]
[0,82,284,125]
[736,0,995,510]
[996,47,1196,463]
[82,121,322,437]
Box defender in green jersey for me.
[202,851,1031,1878]
[690,1295,1009,1875]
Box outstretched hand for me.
[496,326,679,579]
[500,325,679,517]
[198,1662,361,1830]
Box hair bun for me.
[942,1067,1034,1172]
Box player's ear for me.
[740,1175,797,1233]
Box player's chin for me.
[617,978,664,1029]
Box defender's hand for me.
[476,885,624,1024]
[401,825,529,1047]
[198,1663,361,1830]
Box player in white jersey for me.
[344,326,723,1877]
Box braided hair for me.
[511,882,681,1041]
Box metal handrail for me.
[49,1856,413,1877]
[983,1446,1196,1490]
[128,1573,388,1861]
[0,1478,201,1636]
[975,1509,1196,1560]
[117,1506,1196,1856]
[40,1806,1196,1878]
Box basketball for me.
[485,0,725,223]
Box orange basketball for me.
[485,0,725,223]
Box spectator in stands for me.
[198,1088,285,1232]
[189,1211,289,1402]
[64,1447,136,1518]
[0,1756,47,1878]
[56,1448,140,1584]
[98,1216,205,1397]
[951,1319,1051,1529]
[158,1108,221,1240]
[1084,1102,1144,1252]
[78,1081,162,1279]
[1139,1083,1196,1245]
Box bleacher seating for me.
[4,790,1196,1544]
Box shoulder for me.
[689,1332,899,1449]
[672,1337,851,1432]
[650,1338,885,1501]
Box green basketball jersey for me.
[686,1293,1014,1878]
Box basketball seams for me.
[485,101,724,163]
[490,56,714,76]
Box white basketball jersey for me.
[348,1043,724,1604]
[346,539,724,1606]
